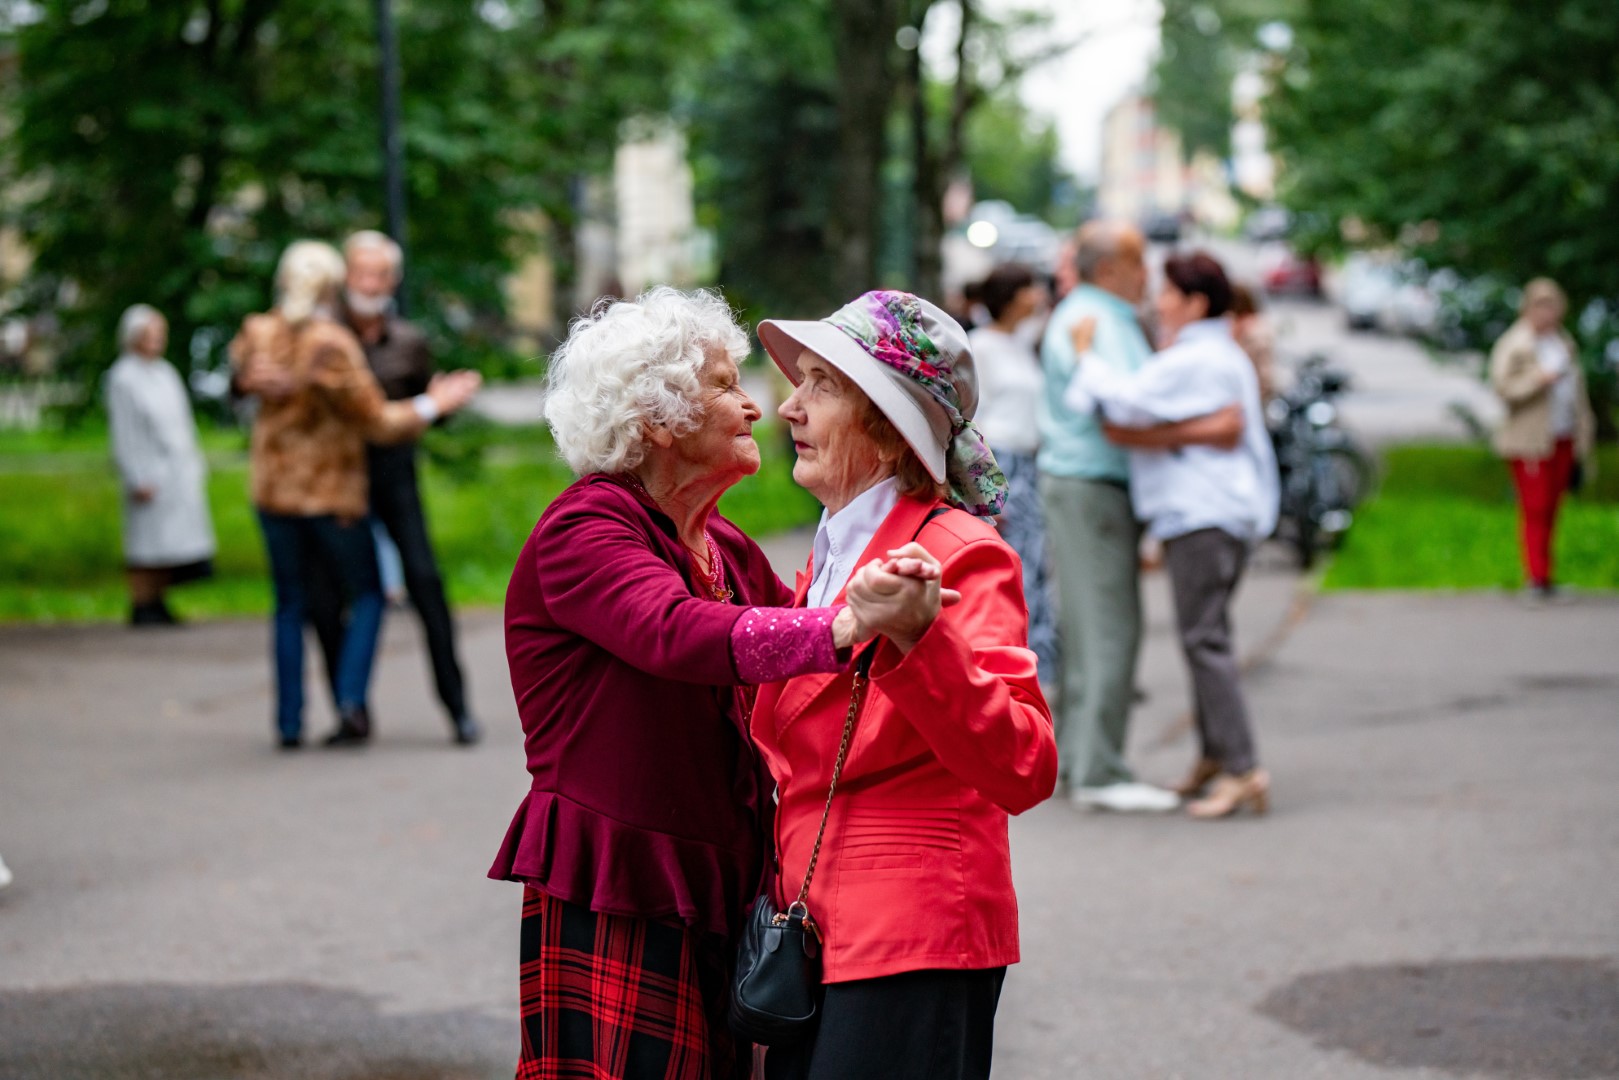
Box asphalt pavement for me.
[3,286,1615,1078]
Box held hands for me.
[1069,315,1099,356]
[844,542,961,655]
[240,353,299,402]
[426,370,483,415]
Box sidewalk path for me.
[2,567,1615,1077]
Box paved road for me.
[4,556,1616,1078]
[5,283,1613,1077]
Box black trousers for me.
[764,967,1006,1080]
[308,445,468,722]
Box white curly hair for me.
[545,286,750,476]
[274,240,346,325]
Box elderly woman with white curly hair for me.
[487,286,946,1080]
[230,240,481,750]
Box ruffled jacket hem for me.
[487,789,758,940]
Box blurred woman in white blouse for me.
[966,263,1058,686]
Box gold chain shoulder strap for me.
[785,649,873,929]
[780,505,952,932]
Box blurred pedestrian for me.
[1490,278,1596,599]
[1037,222,1178,812]
[1066,251,1279,819]
[106,304,216,626]
[968,263,1059,686]
[302,230,481,745]
[756,290,1056,1080]
[1229,283,1276,402]
[231,240,480,749]
[489,288,938,1079]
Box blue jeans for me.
[257,511,385,739]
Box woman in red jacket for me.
[754,291,1060,1080]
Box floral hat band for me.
[758,290,1009,517]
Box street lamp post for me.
[374,0,408,315]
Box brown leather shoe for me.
[1186,768,1270,819]
[1173,757,1221,798]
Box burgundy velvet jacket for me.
[488,474,791,939]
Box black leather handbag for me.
[728,648,873,1046]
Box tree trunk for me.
[908,4,941,302]
[829,0,901,302]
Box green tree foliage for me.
[1149,0,1295,162]
[1266,0,1619,309]
[685,0,844,320]
[962,90,1074,224]
[0,0,713,387]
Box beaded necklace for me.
[620,472,733,603]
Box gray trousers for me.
[1039,473,1142,788]
[1163,527,1259,775]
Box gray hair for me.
[343,229,404,279]
[275,240,346,325]
[1075,220,1142,283]
[118,304,165,352]
[544,286,750,476]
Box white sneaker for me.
[1071,782,1181,813]
[0,854,12,892]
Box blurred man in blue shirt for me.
[1038,222,1178,812]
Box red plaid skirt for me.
[516,887,751,1080]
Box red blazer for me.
[750,495,1058,982]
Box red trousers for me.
[1509,438,1576,587]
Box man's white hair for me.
[545,287,750,476]
[118,303,165,352]
[275,240,346,325]
[343,229,404,279]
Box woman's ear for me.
[1189,293,1210,321]
[643,421,674,450]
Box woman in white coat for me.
[106,305,217,625]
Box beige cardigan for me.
[1488,318,1595,462]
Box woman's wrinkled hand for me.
[833,550,955,650]
[846,542,959,654]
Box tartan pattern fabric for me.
[516,887,750,1080]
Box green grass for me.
[1322,443,1619,591]
[0,420,820,623]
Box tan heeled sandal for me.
[1186,768,1270,819]
[1173,758,1221,798]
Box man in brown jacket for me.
[233,240,480,748]
[302,231,483,746]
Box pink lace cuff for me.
[732,605,847,684]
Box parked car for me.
[1244,206,1293,243]
[1338,253,1398,330]
[1259,243,1322,297]
[1142,211,1184,245]
[1376,260,1441,339]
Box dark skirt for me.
[762,966,1006,1080]
[124,557,214,583]
[517,886,750,1080]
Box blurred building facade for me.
[1098,94,1185,223]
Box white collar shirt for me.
[806,477,900,607]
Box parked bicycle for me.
[1269,354,1375,567]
